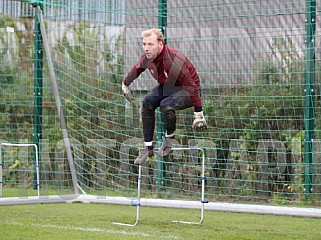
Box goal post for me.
[34,4,79,195]
[0,142,40,198]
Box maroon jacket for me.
[123,45,202,111]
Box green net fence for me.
[0,0,320,206]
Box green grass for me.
[1,203,321,240]
[0,186,75,198]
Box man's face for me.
[142,33,163,60]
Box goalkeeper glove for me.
[122,82,133,102]
[192,111,208,131]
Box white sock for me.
[144,141,153,147]
[165,132,175,138]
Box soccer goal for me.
[1,0,321,221]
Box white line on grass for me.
[7,222,180,239]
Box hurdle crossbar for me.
[113,147,207,226]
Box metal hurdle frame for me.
[113,147,207,226]
[113,164,142,227]
[0,143,40,198]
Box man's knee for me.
[160,105,176,120]
[160,106,176,135]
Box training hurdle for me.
[0,143,40,198]
[113,147,208,226]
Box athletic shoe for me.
[158,137,174,158]
[134,147,154,165]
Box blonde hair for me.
[141,28,165,43]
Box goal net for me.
[1,0,321,218]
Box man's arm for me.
[122,55,148,102]
[123,55,147,86]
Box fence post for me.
[156,0,167,191]
[304,0,316,198]
[33,2,43,190]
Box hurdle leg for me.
[113,165,142,226]
[155,147,208,225]
[171,148,207,224]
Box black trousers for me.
[141,85,193,142]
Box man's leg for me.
[158,88,193,157]
[135,86,164,165]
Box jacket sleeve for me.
[181,65,202,112]
[123,55,148,86]
[165,51,202,111]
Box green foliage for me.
[203,84,304,142]
[200,36,306,201]
[0,15,34,142]
[45,22,125,142]
[0,15,19,83]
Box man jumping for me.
[122,28,207,165]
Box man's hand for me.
[192,111,208,131]
[122,82,133,102]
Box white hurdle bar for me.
[0,143,40,198]
[113,147,207,226]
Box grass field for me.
[0,203,321,240]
